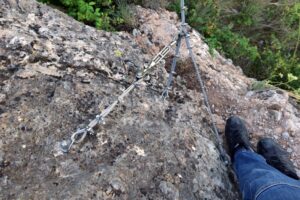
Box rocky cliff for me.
[0,0,299,199]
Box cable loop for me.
[60,40,177,153]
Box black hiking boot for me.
[225,116,252,159]
[257,138,299,180]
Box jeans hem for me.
[255,183,300,200]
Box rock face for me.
[0,1,299,200]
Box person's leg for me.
[225,116,300,200]
[234,149,300,200]
[257,138,299,180]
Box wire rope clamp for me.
[136,72,142,80]
[161,89,170,100]
[181,6,187,11]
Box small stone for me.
[290,132,296,137]
[110,178,125,193]
[226,59,233,65]
[63,81,72,90]
[105,186,113,195]
[246,91,255,97]
[132,29,141,37]
[81,78,91,83]
[287,148,293,153]
[76,70,87,78]
[269,110,282,122]
[282,132,290,140]
[0,94,6,103]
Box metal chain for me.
[60,40,177,153]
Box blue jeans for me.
[234,149,300,200]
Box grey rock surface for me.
[0,0,238,199]
[1,0,300,199]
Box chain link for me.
[60,40,177,153]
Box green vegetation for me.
[37,0,300,94]
[38,0,136,30]
[168,0,300,94]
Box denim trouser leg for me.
[233,149,300,200]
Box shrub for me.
[129,0,169,10]
[116,0,137,30]
[38,0,136,31]
[169,0,300,94]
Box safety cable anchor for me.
[60,139,73,153]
